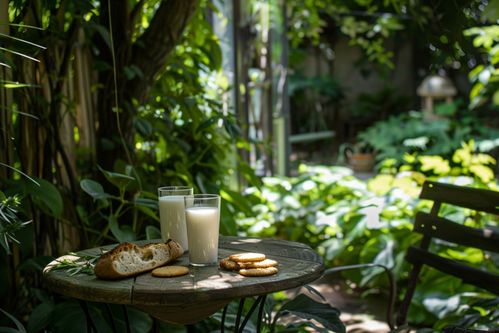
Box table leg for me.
[239,295,266,332]
[104,304,118,333]
[152,317,158,333]
[122,305,131,333]
[221,295,268,333]
[234,298,246,331]
[221,304,229,333]
[79,300,97,333]
[256,295,267,333]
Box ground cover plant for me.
[236,142,498,330]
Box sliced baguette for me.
[94,240,183,280]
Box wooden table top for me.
[43,236,324,324]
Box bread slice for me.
[94,240,183,280]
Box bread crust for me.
[94,240,183,280]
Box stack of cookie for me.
[220,252,278,277]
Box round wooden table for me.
[43,236,324,326]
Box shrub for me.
[237,142,498,327]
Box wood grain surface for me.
[43,236,324,324]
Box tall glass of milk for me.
[158,186,193,251]
[184,194,221,266]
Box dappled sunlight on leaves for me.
[237,143,498,327]
[419,156,451,175]
[368,174,394,195]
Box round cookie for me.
[152,265,189,277]
[219,258,241,271]
[239,267,278,277]
[238,259,278,269]
[229,252,266,263]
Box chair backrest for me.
[396,181,499,327]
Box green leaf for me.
[220,203,237,236]
[0,308,26,333]
[422,293,461,319]
[145,225,161,240]
[80,179,112,200]
[51,301,109,333]
[492,90,499,106]
[134,118,153,137]
[196,116,221,134]
[220,189,253,216]
[27,178,63,218]
[87,23,111,51]
[105,305,152,333]
[136,205,158,221]
[134,197,158,209]
[27,302,54,333]
[0,80,39,89]
[98,166,135,191]
[109,216,136,242]
[276,294,345,333]
[483,1,499,21]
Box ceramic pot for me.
[346,152,376,172]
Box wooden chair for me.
[396,181,499,328]
[323,181,499,331]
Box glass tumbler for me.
[184,194,221,266]
[158,186,193,251]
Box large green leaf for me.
[109,216,136,242]
[51,301,110,333]
[422,293,461,319]
[80,179,113,200]
[98,166,135,191]
[104,305,152,333]
[134,197,158,209]
[26,178,63,218]
[27,301,54,333]
[484,1,499,21]
[145,225,161,240]
[275,294,345,333]
[0,308,26,333]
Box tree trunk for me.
[96,0,198,172]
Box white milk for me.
[159,196,188,250]
[185,206,220,265]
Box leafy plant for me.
[289,73,345,134]
[0,307,26,333]
[208,293,344,333]
[270,294,344,333]
[347,86,410,120]
[80,166,159,244]
[357,109,499,168]
[236,146,498,328]
[338,141,376,160]
[0,193,30,254]
[464,24,499,110]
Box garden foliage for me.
[236,143,498,329]
[357,108,499,169]
[1,0,499,332]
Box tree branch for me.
[127,0,198,102]
[130,0,147,29]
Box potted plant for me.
[339,141,377,172]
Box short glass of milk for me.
[158,186,193,251]
[184,194,221,266]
